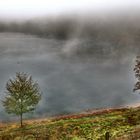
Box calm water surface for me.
[0,33,139,120]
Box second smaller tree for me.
[2,72,41,127]
[133,56,140,92]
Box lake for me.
[0,32,139,121]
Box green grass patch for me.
[0,107,140,139]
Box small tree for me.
[2,72,41,127]
[133,56,140,92]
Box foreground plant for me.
[2,72,41,127]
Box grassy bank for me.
[1,107,140,139]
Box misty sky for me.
[0,0,140,19]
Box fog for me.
[0,12,140,121]
[0,0,139,20]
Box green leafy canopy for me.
[2,72,41,116]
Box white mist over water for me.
[0,32,139,121]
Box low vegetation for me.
[0,107,140,139]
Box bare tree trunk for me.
[20,113,23,127]
[20,99,23,127]
[105,132,110,140]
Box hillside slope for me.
[1,107,140,139]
